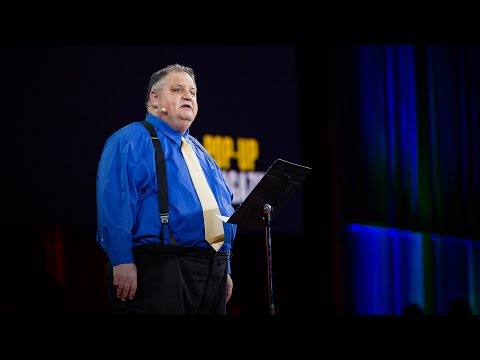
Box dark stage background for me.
[2,44,478,315]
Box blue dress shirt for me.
[96,113,236,272]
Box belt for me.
[133,243,229,258]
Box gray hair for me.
[145,64,196,108]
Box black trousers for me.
[106,244,228,315]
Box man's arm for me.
[96,130,149,300]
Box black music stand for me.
[227,159,312,315]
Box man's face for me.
[154,71,198,134]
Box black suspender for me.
[140,120,176,245]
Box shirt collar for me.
[145,112,189,147]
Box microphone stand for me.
[263,203,275,315]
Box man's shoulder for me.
[187,135,208,154]
[107,121,148,144]
[187,135,219,169]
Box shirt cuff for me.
[107,245,134,266]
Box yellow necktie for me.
[181,137,224,251]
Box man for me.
[96,64,236,315]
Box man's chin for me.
[173,118,194,134]
[179,117,194,124]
